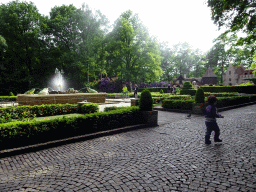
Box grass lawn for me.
[35,113,82,121]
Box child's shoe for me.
[205,140,211,144]
[214,139,222,143]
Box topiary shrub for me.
[182,81,193,89]
[139,89,153,111]
[180,81,196,95]
[195,88,205,103]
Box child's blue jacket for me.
[205,104,221,122]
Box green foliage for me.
[24,89,35,95]
[78,103,99,114]
[215,95,256,108]
[195,88,205,103]
[162,99,194,110]
[180,89,197,96]
[9,92,14,96]
[104,106,118,112]
[180,82,196,96]
[201,85,256,94]
[237,82,254,86]
[207,0,256,49]
[0,106,143,150]
[138,87,169,93]
[182,81,193,89]
[106,10,162,83]
[139,89,153,111]
[0,35,7,50]
[160,89,164,94]
[0,96,16,102]
[203,92,239,97]
[0,104,77,118]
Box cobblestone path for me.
[0,105,255,192]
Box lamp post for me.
[55,68,64,91]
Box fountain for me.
[17,68,107,106]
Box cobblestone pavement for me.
[0,105,255,192]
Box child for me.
[205,95,224,144]
[134,84,138,98]
[122,84,127,98]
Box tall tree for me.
[205,42,227,83]
[46,4,108,88]
[207,0,256,50]
[159,42,175,82]
[0,1,45,94]
[105,10,162,83]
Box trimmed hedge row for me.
[216,95,256,108]
[152,95,193,103]
[179,89,196,96]
[0,103,99,118]
[204,92,239,97]
[0,96,16,102]
[162,99,194,110]
[138,87,172,93]
[162,95,256,110]
[0,106,143,150]
[201,85,256,94]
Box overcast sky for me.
[1,0,227,53]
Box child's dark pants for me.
[205,121,220,142]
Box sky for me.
[1,0,227,53]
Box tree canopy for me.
[207,0,256,48]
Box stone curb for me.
[0,123,156,158]
[154,101,256,114]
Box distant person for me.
[204,95,224,144]
[167,84,171,93]
[122,84,127,98]
[134,84,138,98]
[172,86,176,94]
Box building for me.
[201,66,217,85]
[222,63,255,85]
[172,66,217,86]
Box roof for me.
[202,66,217,77]
[235,67,245,75]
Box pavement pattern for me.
[0,105,255,192]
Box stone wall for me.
[17,93,107,106]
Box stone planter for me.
[130,98,139,106]
[141,110,158,126]
[192,103,206,115]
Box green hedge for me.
[162,99,194,110]
[152,95,193,104]
[138,87,171,93]
[161,95,256,110]
[0,106,143,150]
[201,85,256,94]
[0,96,17,102]
[0,103,99,119]
[203,92,239,97]
[215,95,256,108]
[179,89,196,96]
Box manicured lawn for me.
[35,113,82,121]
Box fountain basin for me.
[17,93,107,106]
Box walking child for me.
[134,84,138,98]
[122,84,127,98]
[205,95,224,144]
